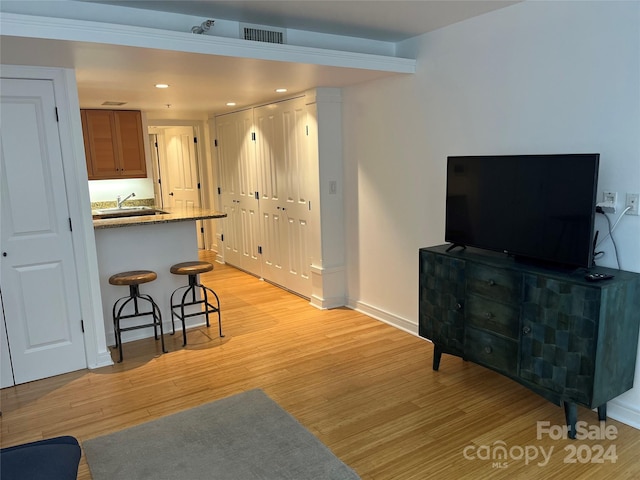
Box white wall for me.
[343,1,640,426]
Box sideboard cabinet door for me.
[419,249,465,367]
[520,274,598,406]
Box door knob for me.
[169,192,174,196]
[2,252,6,257]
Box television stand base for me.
[445,243,466,252]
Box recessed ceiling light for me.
[226,102,236,106]
[275,88,287,93]
[155,84,170,89]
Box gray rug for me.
[83,389,359,479]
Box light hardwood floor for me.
[2,251,640,479]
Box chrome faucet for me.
[117,192,135,208]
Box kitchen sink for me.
[92,206,169,219]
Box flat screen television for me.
[445,154,600,269]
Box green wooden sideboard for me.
[419,244,640,438]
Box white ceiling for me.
[1,1,518,115]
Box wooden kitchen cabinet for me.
[81,109,147,179]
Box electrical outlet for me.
[625,193,639,215]
[603,191,617,205]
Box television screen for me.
[445,154,600,269]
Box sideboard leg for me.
[433,345,442,371]
[564,401,577,439]
[598,404,607,422]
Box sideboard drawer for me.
[465,326,518,377]
[466,294,520,339]
[467,263,522,304]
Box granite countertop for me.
[92,205,226,230]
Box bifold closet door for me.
[215,109,262,276]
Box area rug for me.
[83,389,359,480]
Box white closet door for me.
[0,78,87,385]
[254,104,284,286]
[216,109,261,276]
[255,97,311,297]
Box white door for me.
[255,97,311,296]
[216,110,261,276]
[1,293,14,388]
[160,126,204,249]
[0,78,87,385]
[254,104,286,287]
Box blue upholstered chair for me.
[0,435,81,480]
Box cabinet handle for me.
[488,279,496,286]
[485,312,494,320]
[484,346,493,354]
[456,303,463,311]
[523,326,531,335]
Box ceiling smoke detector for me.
[192,19,214,34]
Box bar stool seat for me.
[109,270,166,362]
[170,261,223,346]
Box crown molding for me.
[1,12,416,74]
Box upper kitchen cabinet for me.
[81,109,147,180]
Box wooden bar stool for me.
[169,261,223,346]
[109,270,166,362]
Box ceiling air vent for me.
[240,24,286,44]
[102,101,128,106]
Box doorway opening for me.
[148,124,206,249]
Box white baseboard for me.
[310,294,347,310]
[606,399,640,430]
[347,298,418,336]
[89,350,115,368]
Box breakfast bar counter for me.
[92,205,226,229]
[92,206,226,356]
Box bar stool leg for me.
[201,284,223,338]
[113,296,136,363]
[112,288,165,363]
[170,279,223,346]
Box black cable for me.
[596,211,621,269]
